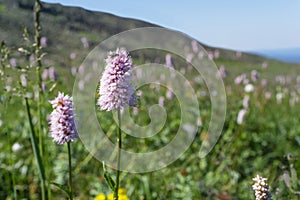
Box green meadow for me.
[1,0,300,199]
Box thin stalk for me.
[46,153,51,200]
[4,170,11,199]
[67,142,73,200]
[12,165,17,200]
[25,97,46,200]
[9,136,17,200]
[34,0,43,158]
[114,109,122,200]
[34,2,50,198]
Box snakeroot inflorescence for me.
[49,92,78,145]
[97,48,136,111]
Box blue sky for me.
[43,0,300,51]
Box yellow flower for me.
[107,193,113,200]
[118,188,126,195]
[119,194,129,200]
[94,193,106,200]
[107,188,129,200]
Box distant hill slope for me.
[0,0,271,66]
[1,0,164,66]
[0,0,158,44]
[2,0,300,87]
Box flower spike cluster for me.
[98,48,135,111]
[49,92,78,145]
[252,175,272,200]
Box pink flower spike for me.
[49,92,78,145]
[98,48,136,111]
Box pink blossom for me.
[165,54,174,68]
[234,73,246,85]
[41,82,46,92]
[9,58,17,67]
[81,37,89,49]
[20,74,27,87]
[261,79,267,87]
[133,107,139,116]
[208,51,214,60]
[217,65,227,78]
[262,62,268,69]
[40,37,47,47]
[243,95,250,109]
[41,69,49,80]
[30,55,36,66]
[49,92,78,145]
[214,50,220,59]
[48,67,58,81]
[166,89,173,100]
[198,51,204,59]
[237,109,247,125]
[98,48,135,111]
[243,78,249,85]
[186,53,194,63]
[251,70,259,82]
[158,96,164,107]
[71,66,78,76]
[236,51,242,58]
[191,40,199,53]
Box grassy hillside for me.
[1,0,299,82]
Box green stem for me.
[67,142,73,200]
[34,0,42,70]
[34,0,43,158]
[25,97,46,200]
[8,135,17,200]
[114,110,122,200]
[34,1,49,198]
[46,160,51,200]
[12,166,17,200]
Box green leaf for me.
[104,171,115,192]
[49,83,57,92]
[51,182,71,198]
[295,136,300,146]
[103,161,115,191]
[291,168,298,189]
[282,172,294,193]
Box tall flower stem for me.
[67,142,73,200]
[34,0,44,157]
[114,109,122,200]
[9,136,17,199]
[34,1,49,198]
[25,97,46,200]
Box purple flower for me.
[217,65,227,78]
[243,95,250,109]
[237,109,247,125]
[20,74,27,87]
[251,70,259,82]
[191,40,199,53]
[158,96,165,107]
[49,92,78,145]
[98,48,135,111]
[40,36,48,47]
